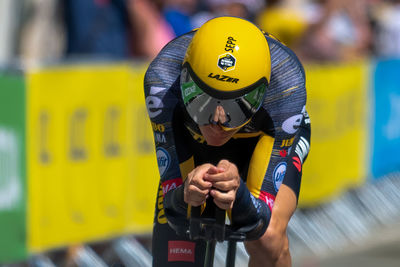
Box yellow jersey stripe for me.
[179,157,194,219]
[232,131,263,139]
[179,156,194,182]
[283,85,300,93]
[246,134,275,198]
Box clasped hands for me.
[184,160,240,210]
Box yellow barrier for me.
[299,61,369,206]
[27,64,159,252]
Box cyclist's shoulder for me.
[256,33,306,130]
[144,31,195,92]
[261,31,306,106]
[146,31,195,74]
[264,31,305,81]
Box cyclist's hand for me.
[204,160,240,210]
[184,164,214,207]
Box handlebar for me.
[188,198,246,242]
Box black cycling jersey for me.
[144,31,311,267]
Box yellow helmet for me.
[181,16,271,129]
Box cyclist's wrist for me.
[172,184,187,212]
[234,179,247,203]
[164,184,187,217]
[231,180,259,225]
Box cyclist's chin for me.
[205,137,231,146]
[199,125,237,146]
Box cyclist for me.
[144,16,311,267]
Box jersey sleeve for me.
[282,110,311,199]
[258,36,308,200]
[144,33,195,229]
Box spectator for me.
[19,0,65,67]
[127,0,175,59]
[296,0,372,62]
[63,0,174,60]
[162,0,198,37]
[191,0,265,28]
[256,0,308,48]
[373,0,400,57]
[63,0,131,59]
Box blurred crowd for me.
[14,0,400,66]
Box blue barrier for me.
[372,59,400,178]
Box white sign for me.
[0,128,21,210]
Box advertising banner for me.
[0,73,27,262]
[27,64,158,252]
[299,62,369,206]
[372,59,400,178]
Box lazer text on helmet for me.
[207,73,239,83]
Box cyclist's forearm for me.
[268,184,297,234]
[163,185,188,224]
[231,180,271,239]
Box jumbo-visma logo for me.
[218,53,236,72]
[273,162,287,192]
[156,147,170,177]
[145,86,166,119]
